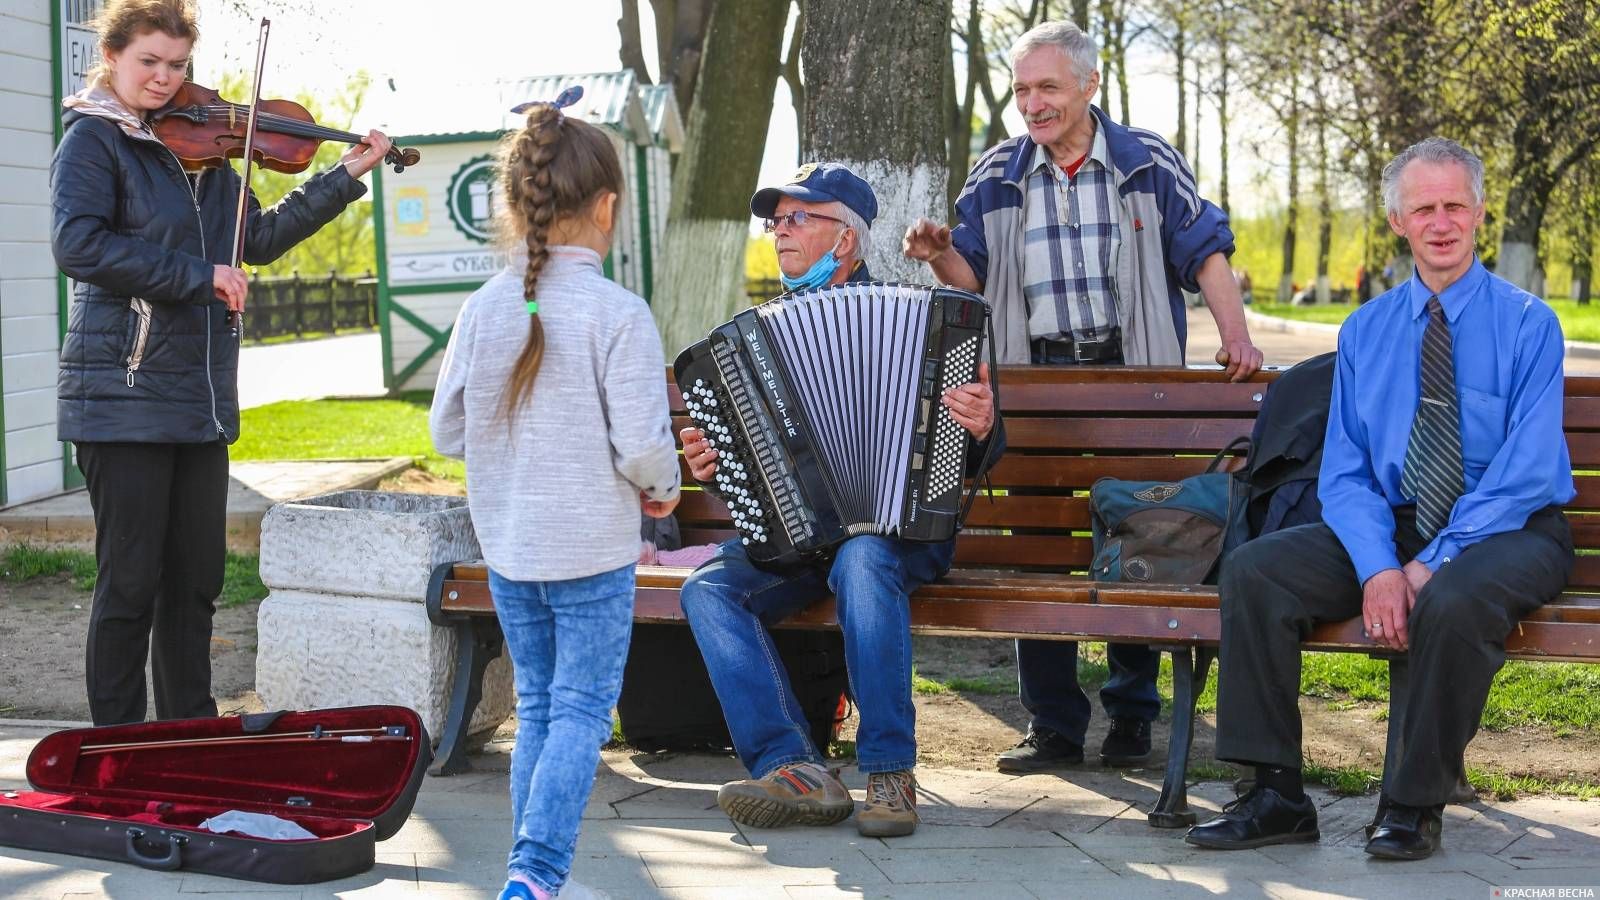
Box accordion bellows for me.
[674,282,990,567]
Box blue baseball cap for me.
[750,162,879,227]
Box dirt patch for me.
[2,578,1594,790]
[377,468,465,496]
[0,574,263,722]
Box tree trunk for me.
[1173,23,1187,156]
[1314,92,1332,304]
[1214,40,1230,217]
[782,1,806,161]
[1277,68,1298,304]
[651,0,714,115]
[1071,0,1090,29]
[1190,61,1202,183]
[618,0,654,84]
[651,0,789,355]
[947,0,981,218]
[1499,166,1553,292]
[803,0,949,281]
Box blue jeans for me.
[1015,639,1160,744]
[680,535,954,777]
[488,564,635,894]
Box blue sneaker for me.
[498,882,537,900]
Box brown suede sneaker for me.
[717,762,854,828]
[857,769,918,837]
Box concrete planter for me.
[255,491,513,745]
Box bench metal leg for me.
[1148,645,1216,828]
[429,618,505,777]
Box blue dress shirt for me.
[1319,258,1574,584]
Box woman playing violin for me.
[50,0,393,726]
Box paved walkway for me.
[0,719,1595,898]
[239,332,387,409]
[0,458,412,549]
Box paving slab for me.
[3,718,1599,898]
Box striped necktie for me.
[1401,295,1464,539]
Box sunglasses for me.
[762,210,845,232]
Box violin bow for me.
[77,724,412,756]
[228,17,272,340]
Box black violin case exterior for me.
[0,705,428,883]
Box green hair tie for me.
[525,299,539,315]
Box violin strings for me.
[195,104,361,144]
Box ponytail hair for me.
[495,104,624,422]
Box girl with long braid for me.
[429,92,680,900]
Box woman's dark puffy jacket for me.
[51,97,365,444]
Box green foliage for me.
[232,393,464,482]
[1,545,98,590]
[219,553,268,609]
[214,70,376,278]
[2,544,265,609]
[1228,206,1371,298]
[1258,297,1600,342]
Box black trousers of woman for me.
[76,441,229,725]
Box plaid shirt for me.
[1021,122,1122,342]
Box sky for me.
[194,0,1285,219]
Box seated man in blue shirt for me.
[1186,137,1575,861]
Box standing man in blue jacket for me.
[903,20,1263,773]
[1187,138,1574,860]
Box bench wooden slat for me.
[1005,418,1255,451]
[675,490,1095,530]
[998,382,1263,414]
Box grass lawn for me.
[914,642,1600,738]
[2,544,267,609]
[1255,297,1600,342]
[232,391,463,482]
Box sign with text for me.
[389,249,507,285]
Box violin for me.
[150,81,421,175]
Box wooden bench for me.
[425,365,1600,827]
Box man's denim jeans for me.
[681,535,953,778]
[488,564,634,894]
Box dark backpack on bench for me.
[1087,437,1252,585]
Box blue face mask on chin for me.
[780,234,846,292]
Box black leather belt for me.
[1031,330,1123,364]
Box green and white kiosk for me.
[364,71,682,394]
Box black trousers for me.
[77,441,229,725]
[1214,506,1573,807]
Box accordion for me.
[674,282,991,568]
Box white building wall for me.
[0,0,64,506]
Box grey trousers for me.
[1214,506,1572,807]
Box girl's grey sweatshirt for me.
[429,246,680,582]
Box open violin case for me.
[0,706,429,883]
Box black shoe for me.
[1099,717,1152,767]
[996,727,1084,772]
[1365,802,1442,860]
[1185,786,1320,850]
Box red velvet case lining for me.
[0,791,369,840]
[16,706,422,828]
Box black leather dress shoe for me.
[1099,717,1152,766]
[1365,802,1442,860]
[996,727,1084,772]
[1185,786,1320,850]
